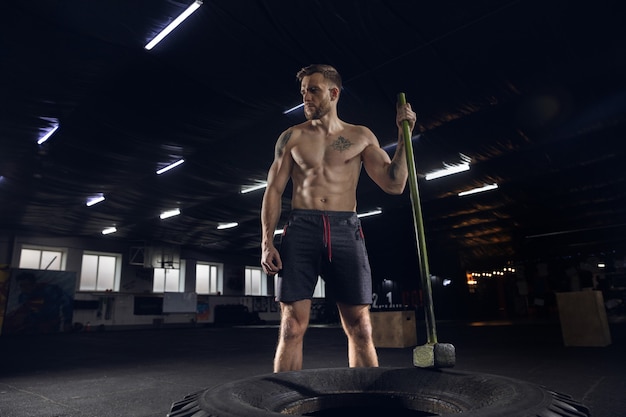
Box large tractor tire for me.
[168,367,590,417]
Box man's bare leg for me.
[273,299,311,372]
[337,302,379,367]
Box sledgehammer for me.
[398,93,456,368]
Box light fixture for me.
[217,222,238,230]
[598,263,606,268]
[160,208,181,219]
[241,182,267,194]
[156,159,185,175]
[458,183,498,197]
[86,195,105,207]
[283,103,304,114]
[425,162,470,180]
[382,134,421,152]
[274,229,283,236]
[102,227,117,235]
[357,209,382,218]
[37,124,59,145]
[145,0,203,50]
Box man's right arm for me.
[261,129,294,275]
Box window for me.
[79,252,122,291]
[313,276,326,298]
[245,266,267,296]
[153,261,185,293]
[196,262,222,294]
[19,247,66,271]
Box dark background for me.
[1,1,625,317]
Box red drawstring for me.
[322,214,332,262]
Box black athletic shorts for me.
[275,209,373,305]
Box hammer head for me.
[413,343,456,368]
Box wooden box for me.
[370,310,417,348]
[556,291,612,347]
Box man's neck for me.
[310,112,343,134]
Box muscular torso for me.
[287,121,373,212]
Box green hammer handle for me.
[398,92,438,345]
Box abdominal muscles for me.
[292,165,359,211]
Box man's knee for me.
[279,315,307,340]
[339,305,374,341]
[347,317,373,340]
[278,301,311,341]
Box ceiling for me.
[1,0,625,274]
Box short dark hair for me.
[296,64,342,90]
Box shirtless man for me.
[261,64,416,372]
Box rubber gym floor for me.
[0,318,624,417]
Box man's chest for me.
[291,135,365,169]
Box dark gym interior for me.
[1,1,625,416]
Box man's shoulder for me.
[344,122,373,135]
[341,123,376,145]
[279,121,310,137]
[283,120,373,140]
[290,120,314,132]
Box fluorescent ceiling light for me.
[217,222,238,230]
[283,103,304,114]
[425,162,470,180]
[357,209,383,218]
[86,195,105,207]
[102,227,117,235]
[160,208,181,219]
[458,183,498,197]
[145,0,202,50]
[241,182,267,194]
[37,124,59,144]
[274,229,283,236]
[382,133,421,152]
[156,159,185,175]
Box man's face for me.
[300,73,332,121]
